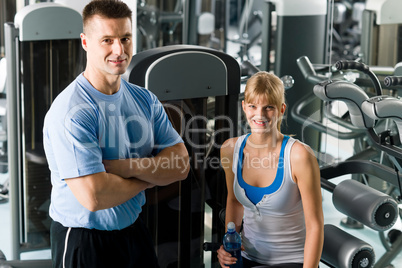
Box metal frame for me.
[126,44,240,267]
[4,2,82,260]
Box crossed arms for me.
[66,142,189,212]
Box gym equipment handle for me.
[335,60,369,72]
[384,76,402,87]
[335,60,382,96]
[203,242,221,252]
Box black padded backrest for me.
[314,80,375,129]
[124,45,241,101]
[145,51,227,101]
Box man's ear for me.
[80,33,88,51]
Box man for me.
[43,1,189,267]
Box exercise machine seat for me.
[314,80,375,129]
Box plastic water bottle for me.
[223,222,243,267]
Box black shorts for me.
[243,257,303,268]
[50,218,159,268]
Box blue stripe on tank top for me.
[238,134,290,205]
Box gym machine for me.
[3,2,84,265]
[258,0,328,151]
[137,0,228,52]
[124,44,240,268]
[292,55,402,266]
[329,1,365,63]
[0,56,8,204]
[137,0,187,51]
[198,61,398,268]
[227,0,265,64]
[361,80,402,267]
[313,61,402,268]
[361,0,402,67]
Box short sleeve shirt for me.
[43,74,183,230]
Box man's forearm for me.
[130,150,189,185]
[104,143,190,186]
[66,171,151,212]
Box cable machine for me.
[4,2,84,261]
[259,0,328,151]
[361,0,402,66]
[125,44,240,268]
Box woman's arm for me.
[291,142,324,268]
[221,138,244,231]
[217,138,244,268]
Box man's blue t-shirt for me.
[43,74,183,230]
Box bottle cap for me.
[227,222,235,232]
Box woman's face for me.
[242,96,285,134]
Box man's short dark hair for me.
[82,0,132,32]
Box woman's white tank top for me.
[232,134,305,265]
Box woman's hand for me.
[217,245,238,267]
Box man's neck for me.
[83,69,121,95]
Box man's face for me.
[81,15,133,78]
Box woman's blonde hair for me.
[244,71,285,131]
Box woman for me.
[217,71,324,268]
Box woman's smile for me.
[251,118,269,127]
